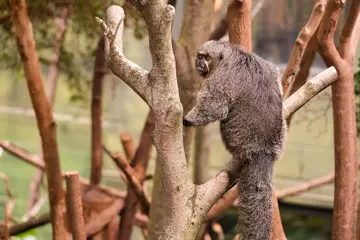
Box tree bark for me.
[9,0,67,239]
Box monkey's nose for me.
[198,60,206,68]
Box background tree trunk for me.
[9,0,67,239]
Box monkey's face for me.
[195,52,211,77]
[195,50,224,78]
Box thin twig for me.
[22,194,47,220]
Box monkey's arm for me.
[183,89,229,126]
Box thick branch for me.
[64,172,86,240]
[283,67,338,119]
[339,0,360,62]
[120,132,137,160]
[286,33,318,125]
[9,0,67,238]
[317,0,346,67]
[281,0,326,96]
[97,7,150,104]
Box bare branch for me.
[339,0,360,62]
[9,205,148,237]
[64,172,86,240]
[0,173,14,223]
[281,0,326,96]
[317,0,346,67]
[283,67,338,119]
[0,141,43,169]
[0,140,126,198]
[9,213,51,236]
[23,194,47,220]
[103,146,151,214]
[252,0,266,18]
[286,33,318,125]
[85,199,123,237]
[97,7,151,104]
[276,162,360,199]
[276,173,334,199]
[118,111,154,239]
[206,186,238,220]
[120,132,137,160]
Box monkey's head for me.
[195,40,234,78]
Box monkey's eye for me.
[205,55,211,61]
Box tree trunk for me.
[317,0,360,239]
[175,0,215,162]
[28,1,72,211]
[9,0,67,239]
[90,37,106,185]
[193,126,210,184]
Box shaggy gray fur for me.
[183,40,286,240]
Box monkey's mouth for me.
[196,66,208,77]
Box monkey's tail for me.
[236,151,274,240]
